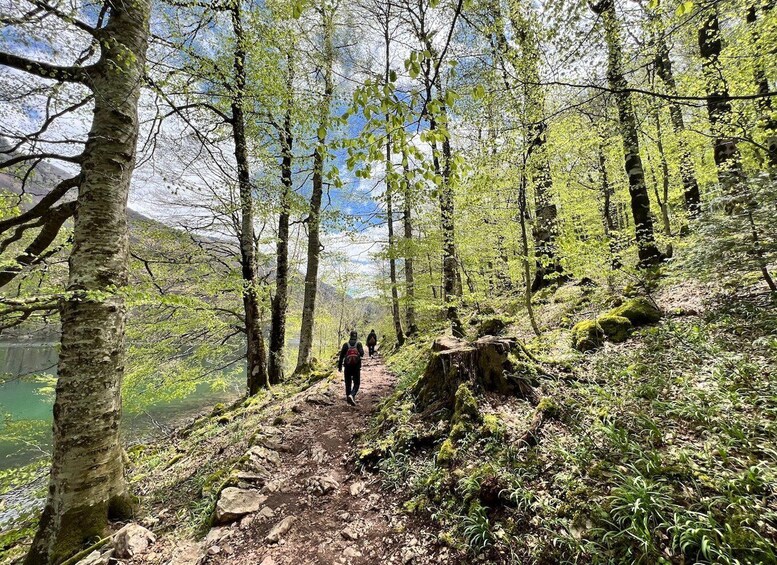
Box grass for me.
[359,275,777,563]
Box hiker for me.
[367,329,378,357]
[338,330,364,406]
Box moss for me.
[609,297,661,326]
[480,414,504,438]
[211,403,226,416]
[452,383,481,426]
[477,317,507,337]
[572,319,605,351]
[450,421,469,440]
[595,315,632,343]
[437,438,457,465]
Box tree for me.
[589,0,664,267]
[297,0,337,371]
[0,0,151,561]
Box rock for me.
[266,516,296,543]
[258,506,276,519]
[477,317,506,337]
[343,547,363,558]
[610,297,662,325]
[207,546,221,556]
[167,542,206,565]
[75,550,109,565]
[114,524,156,558]
[236,471,268,486]
[306,392,335,406]
[204,527,231,545]
[239,514,255,529]
[341,526,359,541]
[215,488,268,524]
[572,319,605,351]
[307,475,339,495]
[245,446,282,472]
[260,556,276,565]
[310,444,327,463]
[596,314,632,343]
[349,481,366,497]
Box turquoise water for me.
[0,343,243,471]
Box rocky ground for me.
[98,355,453,565]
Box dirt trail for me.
[203,355,424,565]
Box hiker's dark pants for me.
[344,366,360,398]
[368,344,375,356]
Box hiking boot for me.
[347,395,355,406]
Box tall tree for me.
[590,0,663,267]
[230,0,269,394]
[746,2,777,168]
[268,52,296,385]
[698,6,744,193]
[0,0,151,561]
[297,0,336,371]
[651,18,702,216]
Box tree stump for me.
[413,335,541,413]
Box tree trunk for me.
[402,158,418,336]
[598,138,622,271]
[25,1,150,562]
[698,7,745,193]
[297,6,334,371]
[591,0,663,267]
[269,74,294,385]
[746,4,777,168]
[505,5,565,291]
[231,5,268,395]
[653,30,702,216]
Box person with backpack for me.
[338,330,364,405]
[366,329,378,357]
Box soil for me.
[185,355,445,565]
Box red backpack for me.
[345,343,360,366]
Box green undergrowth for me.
[359,281,777,564]
[1,363,335,560]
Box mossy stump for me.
[412,335,541,413]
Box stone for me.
[477,317,506,337]
[245,446,282,471]
[266,516,296,543]
[596,315,632,343]
[204,527,231,545]
[114,524,156,558]
[310,444,328,463]
[167,542,206,565]
[572,319,605,351]
[306,392,335,406]
[260,556,276,565]
[75,550,109,565]
[609,297,662,326]
[236,471,268,486]
[239,514,255,529]
[341,526,359,541]
[207,546,221,556]
[343,547,363,558]
[307,475,339,495]
[215,488,268,524]
[349,481,366,497]
[258,506,276,519]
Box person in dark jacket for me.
[338,330,364,405]
[366,329,378,357]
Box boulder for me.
[245,445,281,474]
[215,488,267,524]
[307,475,339,495]
[477,317,506,337]
[572,319,605,352]
[114,524,156,558]
[266,516,296,543]
[595,315,632,343]
[167,542,206,565]
[610,297,662,325]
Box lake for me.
[0,342,243,471]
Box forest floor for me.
[123,355,453,565]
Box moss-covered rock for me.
[452,383,480,426]
[595,315,632,343]
[437,438,456,465]
[477,317,506,337]
[572,319,605,351]
[610,297,661,326]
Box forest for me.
[0,0,775,563]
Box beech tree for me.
[0,0,151,561]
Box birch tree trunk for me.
[297,5,334,371]
[24,0,150,562]
[402,161,418,336]
[591,0,663,267]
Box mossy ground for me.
[359,276,777,564]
